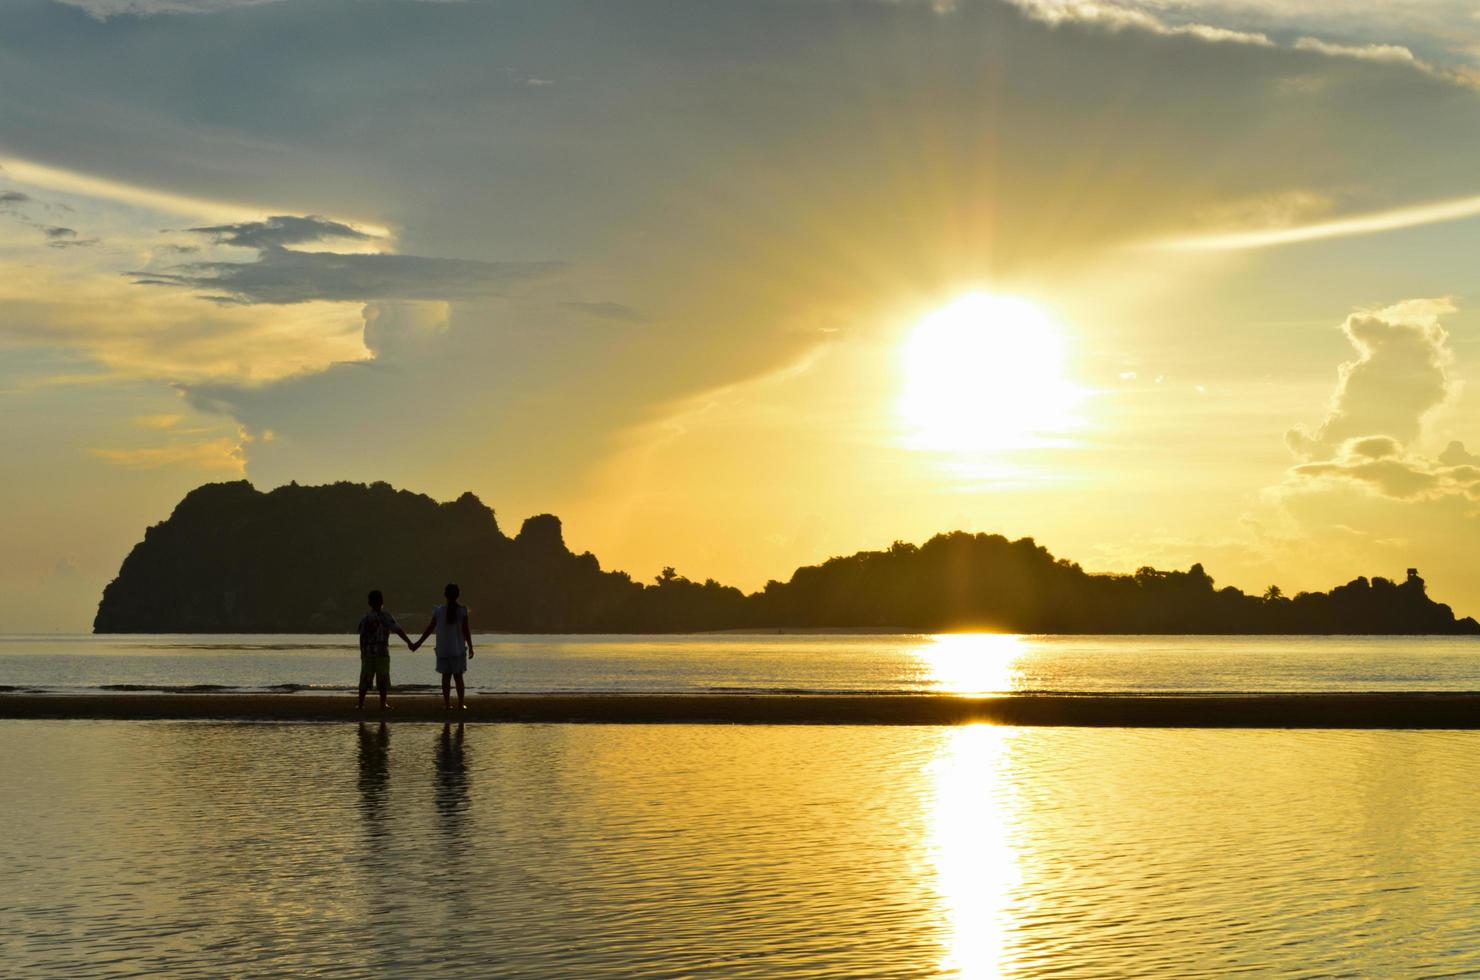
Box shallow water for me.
[3,632,1480,695]
[6,721,1480,977]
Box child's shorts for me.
[360,655,391,683]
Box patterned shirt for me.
[357,610,399,658]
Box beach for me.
[7,691,1480,726]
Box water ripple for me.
[5,723,1480,976]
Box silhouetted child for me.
[358,590,412,710]
[411,583,475,710]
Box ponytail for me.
[443,583,461,627]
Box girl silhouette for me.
[412,583,475,710]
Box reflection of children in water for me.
[434,722,470,831]
[357,721,391,836]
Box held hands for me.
[408,638,422,652]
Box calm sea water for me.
[6,721,1480,977]
[2,632,1479,694]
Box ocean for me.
[3,631,1480,695]
[7,721,1480,976]
[7,633,1480,976]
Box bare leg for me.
[454,672,466,709]
[442,672,451,710]
[358,673,368,709]
[377,671,389,709]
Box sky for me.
[7,0,1480,630]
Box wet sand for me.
[5,692,1480,726]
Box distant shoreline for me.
[8,692,1480,727]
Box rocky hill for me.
[93,481,1480,634]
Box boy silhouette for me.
[358,590,413,710]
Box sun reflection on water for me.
[913,633,1026,695]
[927,724,1021,978]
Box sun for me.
[899,292,1083,452]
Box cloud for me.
[1187,190,1333,236]
[1006,0,1274,46]
[1439,441,1480,466]
[1288,440,1480,502]
[361,300,450,358]
[1292,451,1442,501]
[0,271,368,383]
[1003,0,1463,82]
[89,435,246,473]
[55,0,285,18]
[124,212,556,305]
[187,214,375,250]
[0,156,271,222]
[1345,435,1403,460]
[1291,37,1417,65]
[129,246,561,305]
[46,226,100,249]
[1275,299,1480,504]
[1143,192,1480,252]
[0,190,101,247]
[1287,298,1456,458]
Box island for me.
[93,480,1480,634]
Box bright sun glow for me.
[900,293,1083,452]
[914,633,1026,695]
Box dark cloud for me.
[1291,454,1444,500]
[187,214,374,250]
[1439,441,1480,466]
[1347,435,1402,459]
[129,247,561,304]
[1288,444,1480,502]
[0,205,99,247]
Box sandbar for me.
[4,692,1480,726]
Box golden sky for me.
[6,0,1480,629]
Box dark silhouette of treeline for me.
[93,480,1480,634]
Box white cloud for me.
[89,434,247,473]
[1143,193,1480,252]
[1,156,264,223]
[1292,37,1417,65]
[1002,0,1464,82]
[1288,298,1456,458]
[55,0,285,17]
[1005,0,1273,46]
[361,300,451,359]
[1277,299,1480,504]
